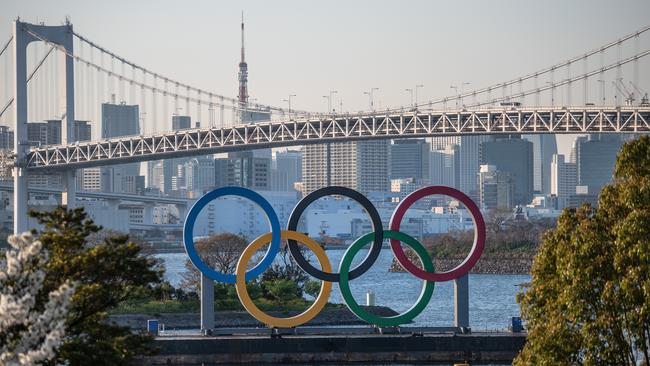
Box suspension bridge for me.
[1,19,650,233]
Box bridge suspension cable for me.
[71,30,312,117]
[407,24,650,112]
[0,35,13,58]
[0,45,55,119]
[464,48,650,109]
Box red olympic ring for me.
[389,186,486,282]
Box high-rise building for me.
[390,139,430,181]
[550,154,577,209]
[214,154,271,190]
[27,120,61,147]
[479,164,514,210]
[184,156,216,193]
[459,135,492,202]
[481,135,533,205]
[302,140,389,195]
[429,144,459,188]
[171,115,191,130]
[99,102,142,193]
[522,134,557,194]
[576,134,624,196]
[272,150,302,191]
[0,126,13,150]
[80,168,102,191]
[429,136,461,150]
[74,120,92,142]
[101,102,139,138]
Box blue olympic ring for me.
[183,186,282,284]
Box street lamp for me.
[460,82,470,108]
[405,88,413,109]
[450,85,458,107]
[597,80,606,105]
[322,91,338,114]
[364,87,379,110]
[329,91,338,114]
[415,84,424,109]
[282,94,296,119]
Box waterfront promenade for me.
[141,331,526,365]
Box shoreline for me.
[390,252,533,275]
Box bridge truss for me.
[25,107,650,171]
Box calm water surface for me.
[157,249,528,331]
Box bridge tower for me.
[12,19,76,233]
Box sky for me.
[2,0,650,155]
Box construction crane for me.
[629,81,650,107]
[612,80,635,106]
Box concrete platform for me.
[139,332,526,365]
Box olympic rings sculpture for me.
[184,185,486,328]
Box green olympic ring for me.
[338,230,435,327]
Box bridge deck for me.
[23,107,650,171]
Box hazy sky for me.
[2,0,650,155]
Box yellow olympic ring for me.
[235,230,332,328]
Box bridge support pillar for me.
[454,274,469,329]
[61,170,76,208]
[200,273,214,332]
[12,19,75,233]
[13,168,28,234]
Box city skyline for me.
[2,0,650,155]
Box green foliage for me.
[264,278,302,302]
[180,233,249,293]
[423,213,553,259]
[515,135,650,365]
[303,280,321,299]
[180,236,318,304]
[29,207,163,366]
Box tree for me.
[180,234,318,303]
[29,207,163,366]
[0,233,75,365]
[515,136,650,365]
[180,233,248,293]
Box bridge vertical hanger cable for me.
[220,96,224,128]
[90,45,97,139]
[583,56,588,105]
[616,41,622,106]
[80,38,85,120]
[130,64,135,105]
[152,75,157,133]
[550,67,555,106]
[600,48,605,104]
[98,51,104,112]
[534,74,539,107]
[633,33,640,93]
[566,62,572,106]
[208,93,214,128]
[140,69,146,135]
[196,90,201,127]
[109,55,114,102]
[163,79,168,130]
[120,59,125,103]
[186,86,190,123]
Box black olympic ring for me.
[286,186,384,282]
